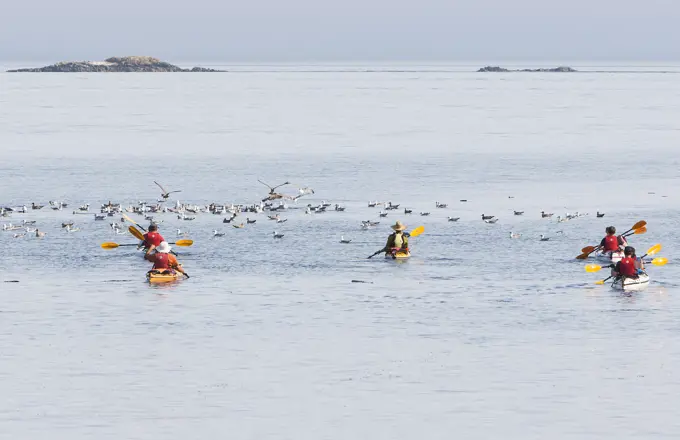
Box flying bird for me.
[155,181,182,200]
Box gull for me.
[65,225,80,233]
[78,204,89,211]
[541,211,554,218]
[510,232,521,238]
[23,220,36,225]
[448,217,460,222]
[155,181,182,200]
[276,218,288,223]
[247,218,257,224]
[435,201,448,208]
[340,236,352,244]
[368,201,377,208]
[273,231,284,239]
[94,214,106,221]
[334,204,346,212]
[379,211,388,218]
[233,223,245,229]
[31,203,44,210]
[404,208,412,214]
[540,234,550,241]
[513,211,524,216]
[420,212,431,216]
[213,230,225,237]
[13,233,25,238]
[597,211,605,218]
[25,227,36,233]
[481,214,495,220]
[258,179,290,202]
[35,229,46,238]
[484,218,499,224]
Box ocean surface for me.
[1,62,680,439]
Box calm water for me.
[2,64,680,439]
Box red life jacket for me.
[618,257,637,277]
[144,231,164,247]
[603,235,619,252]
[151,253,170,270]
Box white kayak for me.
[611,272,650,292]
[596,250,624,265]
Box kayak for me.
[146,269,182,283]
[386,250,411,260]
[596,250,623,265]
[611,272,649,292]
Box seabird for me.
[484,218,499,224]
[510,232,521,238]
[213,230,225,237]
[541,211,554,218]
[540,234,550,241]
[273,231,284,238]
[596,212,605,218]
[420,212,430,216]
[435,202,448,208]
[154,181,182,200]
[481,214,495,220]
[340,236,352,244]
[447,217,460,222]
[513,211,524,216]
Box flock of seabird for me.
[1,181,607,244]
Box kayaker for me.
[382,221,409,256]
[600,226,627,253]
[141,223,165,254]
[144,241,188,277]
[612,246,644,279]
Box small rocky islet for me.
[7,56,222,72]
[477,66,577,72]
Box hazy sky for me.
[1,0,677,61]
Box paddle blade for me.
[651,257,668,266]
[585,264,603,273]
[128,226,145,241]
[576,253,590,260]
[631,220,647,231]
[594,280,606,285]
[100,242,120,249]
[409,226,425,237]
[633,226,647,235]
[581,246,596,254]
[646,243,662,256]
[174,239,193,247]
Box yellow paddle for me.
[101,239,193,250]
[576,221,647,260]
[122,213,147,232]
[128,225,145,241]
[368,226,424,259]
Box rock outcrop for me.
[7,56,223,72]
[478,66,577,73]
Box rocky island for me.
[7,56,223,72]
[478,66,577,72]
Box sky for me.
[0,0,678,62]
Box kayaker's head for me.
[391,221,407,233]
[156,241,172,254]
[624,246,635,257]
[149,224,158,232]
[606,226,616,235]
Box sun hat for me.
[156,241,172,253]
[391,221,407,231]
